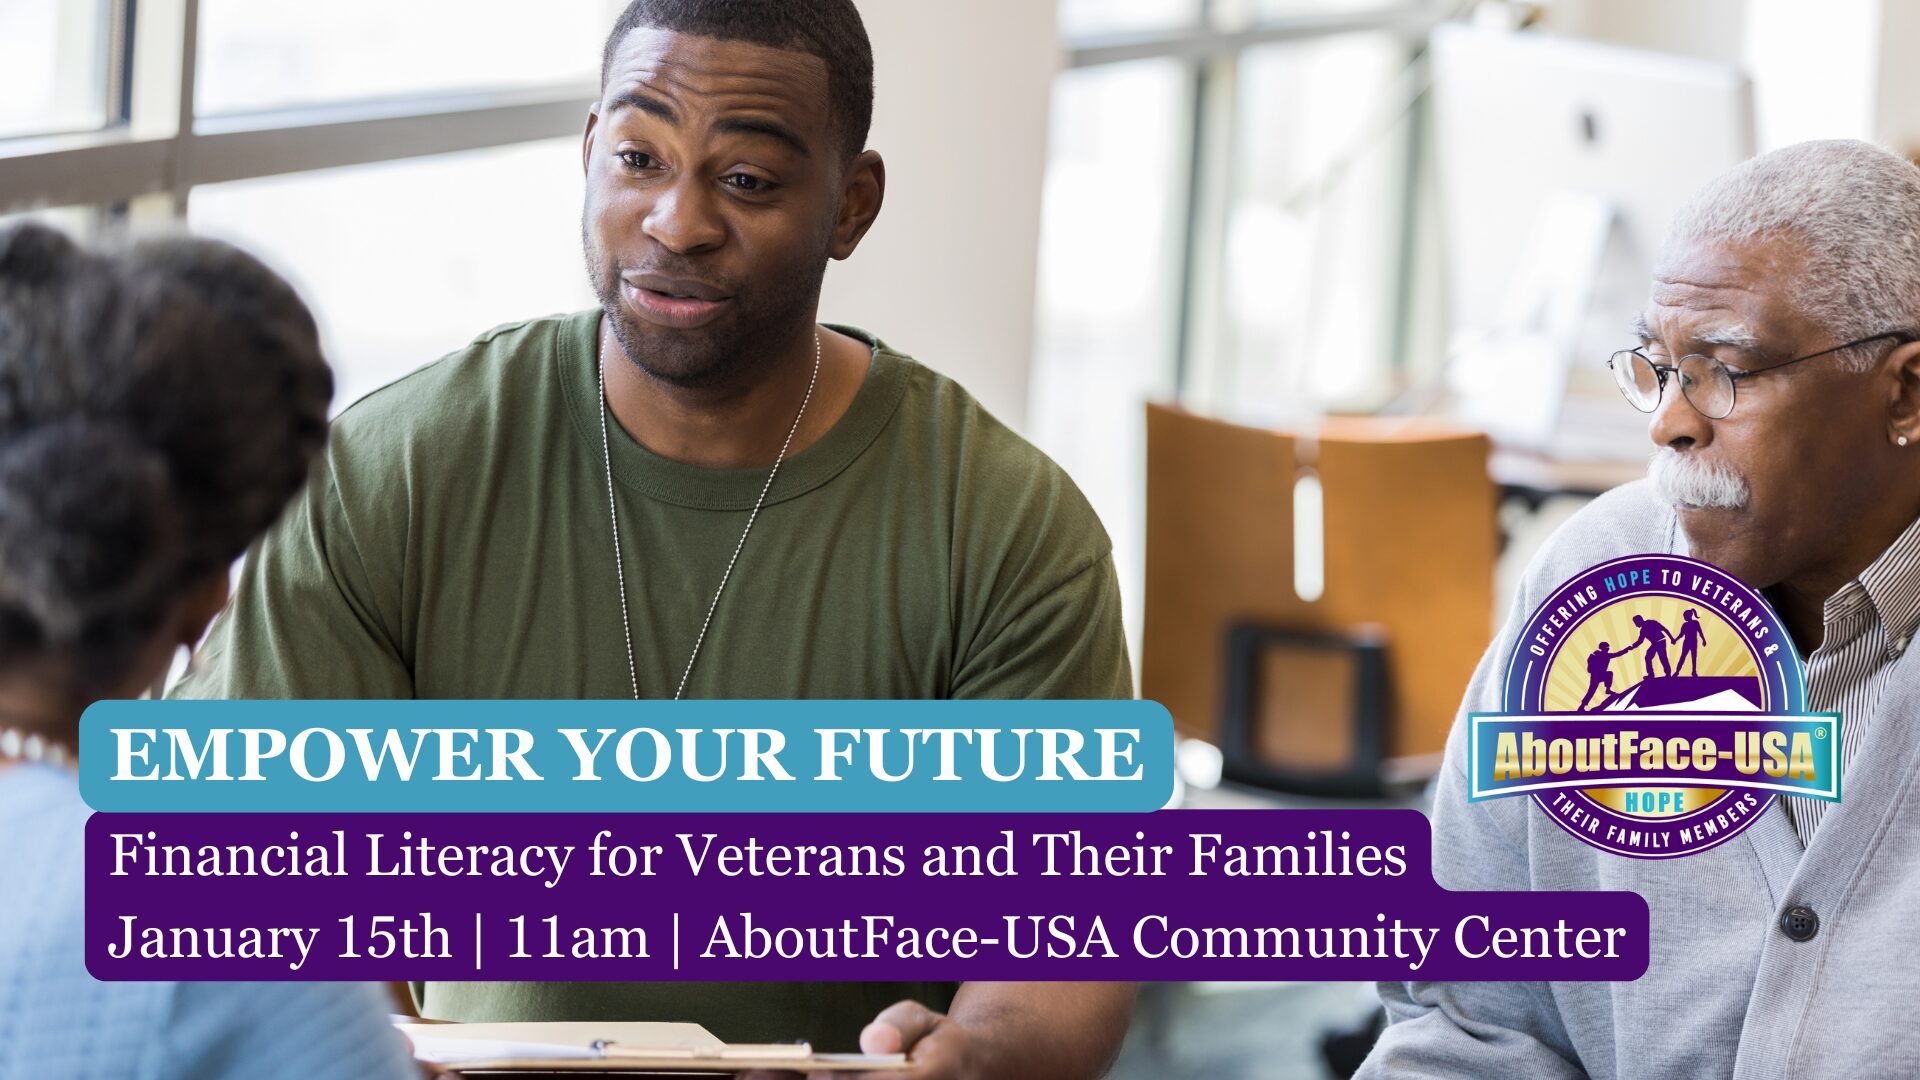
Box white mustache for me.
[1649,449,1750,510]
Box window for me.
[196,0,609,116]
[0,4,607,411]
[0,1,114,140]
[0,6,610,694]
[1247,0,1403,18]
[1029,59,1195,652]
[0,6,602,282]
[1192,33,1416,418]
[0,0,1442,672]
[190,139,594,411]
[1057,0,1205,38]
[1029,2,1436,653]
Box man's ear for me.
[1885,338,1920,445]
[830,150,886,261]
[582,105,602,177]
[173,571,232,652]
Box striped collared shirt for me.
[1787,512,1920,845]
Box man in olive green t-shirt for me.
[178,313,1128,706]
[175,1,1136,1075]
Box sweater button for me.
[1780,905,1819,942]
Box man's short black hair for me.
[601,0,875,158]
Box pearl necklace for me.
[0,726,73,769]
[597,327,822,699]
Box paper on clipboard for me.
[396,1020,909,1072]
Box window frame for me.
[0,0,604,219]
[1059,0,1441,401]
[0,0,1442,396]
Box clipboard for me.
[397,1021,910,1073]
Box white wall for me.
[1744,0,1880,149]
[1873,0,1920,155]
[1544,0,1747,66]
[817,0,1061,431]
[1544,0,1920,156]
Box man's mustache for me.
[1649,448,1751,510]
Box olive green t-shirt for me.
[173,310,1131,1047]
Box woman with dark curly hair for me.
[0,221,417,1079]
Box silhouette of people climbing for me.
[1579,640,1640,711]
[1675,609,1707,676]
[1631,614,1677,678]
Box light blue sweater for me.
[0,763,417,1080]
[1363,481,1920,1078]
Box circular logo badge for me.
[1470,554,1833,858]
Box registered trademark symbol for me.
[1816,727,1828,739]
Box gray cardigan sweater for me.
[1362,480,1920,1079]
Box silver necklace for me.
[597,326,822,699]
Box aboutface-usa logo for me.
[1468,555,1839,858]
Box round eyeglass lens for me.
[1611,350,1662,412]
[1677,354,1735,419]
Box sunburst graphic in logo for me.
[1542,596,1763,819]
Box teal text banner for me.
[79,700,1174,813]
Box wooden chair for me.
[1142,404,1497,795]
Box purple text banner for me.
[86,809,1648,983]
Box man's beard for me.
[1649,448,1751,510]
[583,224,826,391]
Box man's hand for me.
[842,998,977,1078]
[741,982,1135,1080]
[734,1000,969,1080]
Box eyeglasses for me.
[1608,330,1917,419]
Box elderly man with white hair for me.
[1360,139,1920,1078]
